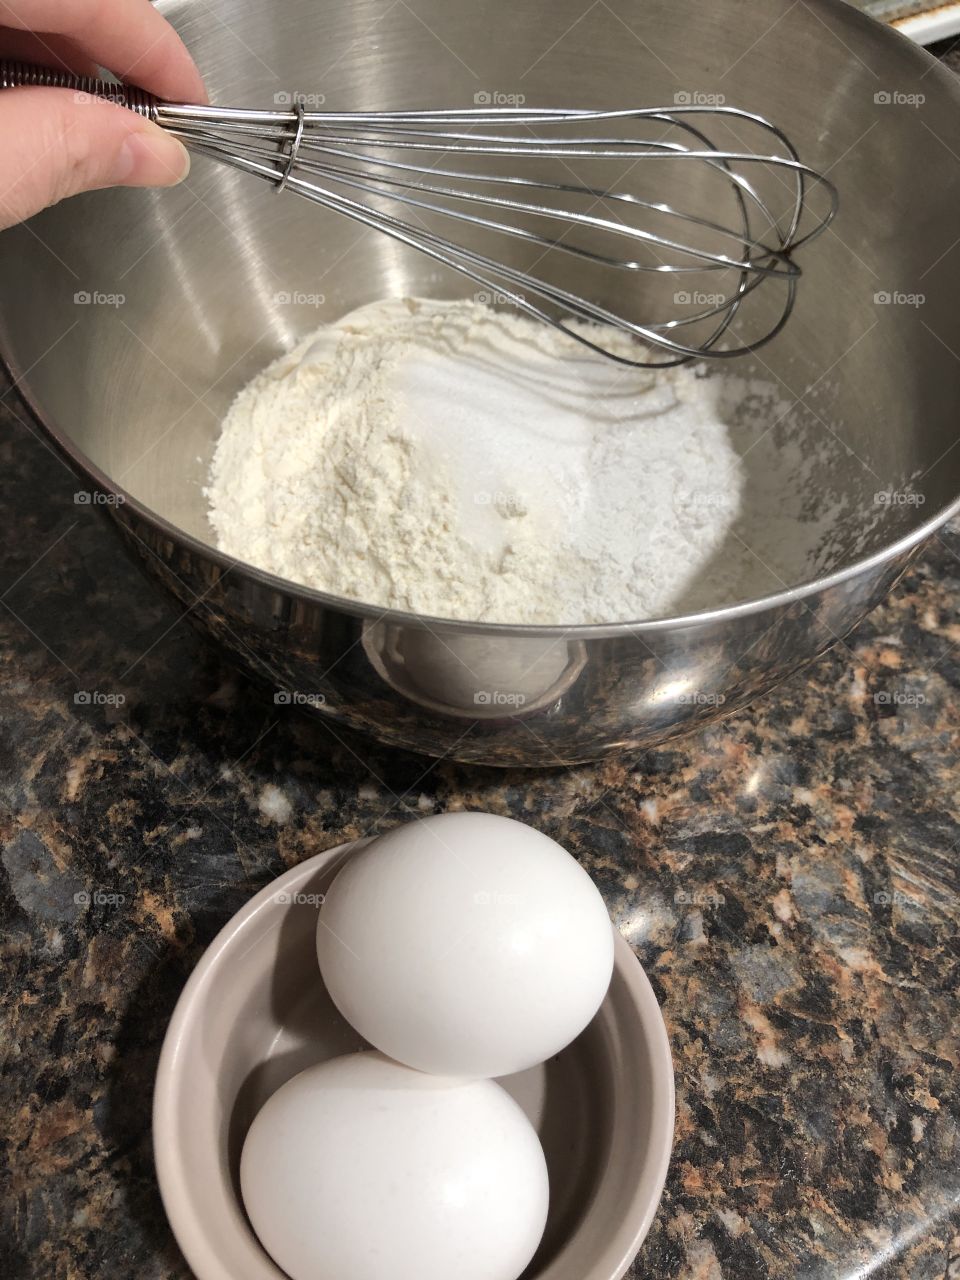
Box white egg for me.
[316,812,614,1077]
[240,1052,549,1280]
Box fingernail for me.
[114,130,191,188]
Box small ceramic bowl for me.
[153,842,675,1280]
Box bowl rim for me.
[152,838,676,1280]
[13,367,959,637]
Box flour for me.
[206,297,818,625]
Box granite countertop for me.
[3,406,959,1280]
[3,54,960,1280]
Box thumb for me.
[0,86,190,230]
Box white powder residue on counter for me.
[206,297,820,625]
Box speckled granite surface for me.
[859,1,955,27]
[3,406,959,1280]
[3,63,960,1280]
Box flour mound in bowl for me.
[205,297,780,625]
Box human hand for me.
[0,0,207,229]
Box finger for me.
[0,0,207,103]
[0,86,190,229]
[0,29,100,77]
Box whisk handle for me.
[0,60,159,119]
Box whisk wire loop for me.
[0,62,838,367]
[276,101,307,194]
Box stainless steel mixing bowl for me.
[2,0,959,766]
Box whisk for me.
[0,61,838,367]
